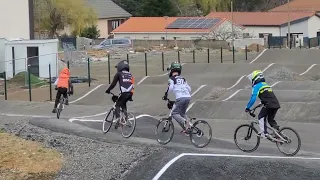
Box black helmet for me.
[115,60,129,72]
[168,62,182,77]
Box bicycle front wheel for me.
[56,103,62,119]
[155,118,174,145]
[102,109,114,133]
[276,127,301,156]
[189,120,212,148]
[234,124,260,153]
[121,112,136,138]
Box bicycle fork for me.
[245,123,255,140]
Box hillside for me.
[112,0,287,17]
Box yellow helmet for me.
[247,70,265,86]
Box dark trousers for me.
[258,107,279,133]
[54,87,68,108]
[115,92,132,119]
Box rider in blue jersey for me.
[163,62,191,133]
[246,70,280,139]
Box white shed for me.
[0,39,58,79]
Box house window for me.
[161,37,165,40]
[243,33,250,38]
[112,20,121,30]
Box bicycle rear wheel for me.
[189,120,212,148]
[155,118,174,145]
[102,109,114,133]
[56,98,64,119]
[234,124,260,153]
[120,112,136,138]
[276,127,301,156]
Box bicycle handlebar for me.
[247,103,263,118]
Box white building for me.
[206,11,320,46]
[112,17,245,40]
[0,0,33,40]
[0,39,58,79]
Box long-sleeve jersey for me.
[246,82,280,109]
[165,76,191,99]
[106,71,134,93]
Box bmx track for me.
[1,48,320,179]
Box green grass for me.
[9,72,47,88]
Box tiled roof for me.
[206,11,316,26]
[86,0,131,19]
[112,17,242,33]
[269,0,320,12]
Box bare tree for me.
[201,25,243,41]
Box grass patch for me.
[0,132,63,180]
[8,72,47,88]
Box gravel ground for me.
[264,67,307,84]
[0,117,162,180]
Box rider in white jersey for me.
[163,62,191,133]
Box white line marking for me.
[300,64,317,76]
[182,153,320,160]
[222,89,243,101]
[191,84,207,96]
[250,49,267,64]
[137,76,149,85]
[152,153,320,180]
[262,63,275,72]
[0,113,53,118]
[227,76,245,90]
[152,154,185,180]
[69,84,105,104]
[69,114,155,122]
[186,102,195,112]
[271,81,281,87]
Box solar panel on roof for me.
[166,18,221,29]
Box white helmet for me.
[247,70,265,86]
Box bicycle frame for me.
[247,104,288,143]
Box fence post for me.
[126,54,129,64]
[232,46,235,63]
[177,51,180,63]
[145,52,148,76]
[207,49,210,63]
[256,44,259,52]
[245,45,248,60]
[309,38,311,48]
[290,40,292,49]
[108,53,111,84]
[87,58,91,87]
[220,47,223,63]
[49,64,52,101]
[300,40,302,49]
[67,61,70,69]
[4,71,7,100]
[162,51,164,71]
[28,65,32,101]
[193,50,195,63]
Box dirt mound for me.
[203,87,227,100]
[265,67,307,82]
[247,43,264,52]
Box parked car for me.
[92,38,132,50]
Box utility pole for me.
[164,16,169,47]
[231,1,234,47]
[287,0,290,48]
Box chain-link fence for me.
[1,42,263,102]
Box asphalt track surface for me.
[3,48,320,179]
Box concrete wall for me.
[114,32,206,40]
[0,39,5,73]
[228,38,264,49]
[131,39,229,49]
[97,19,109,38]
[0,0,30,39]
[308,15,320,38]
[245,26,280,37]
[281,19,309,37]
